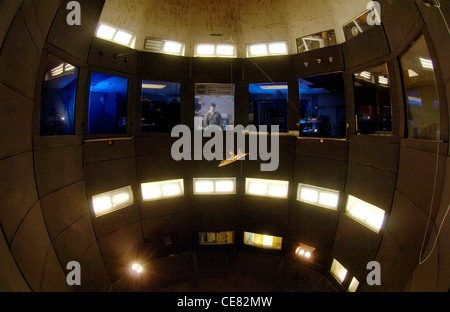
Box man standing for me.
[205,103,224,130]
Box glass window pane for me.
[40,54,78,136]
[400,35,440,141]
[88,72,129,135]
[249,82,288,132]
[194,83,235,131]
[299,73,346,138]
[296,29,337,53]
[141,81,180,132]
[353,63,392,134]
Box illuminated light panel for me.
[248,44,268,56]
[131,263,144,275]
[141,179,184,201]
[378,75,389,85]
[295,243,316,260]
[163,41,184,55]
[246,178,289,199]
[408,69,419,77]
[114,30,133,45]
[243,231,282,250]
[268,42,288,54]
[348,277,360,292]
[64,63,75,72]
[330,259,347,284]
[142,83,167,89]
[259,85,288,90]
[193,178,236,195]
[420,57,434,70]
[51,64,64,77]
[196,44,215,56]
[92,186,134,217]
[360,71,372,80]
[96,24,116,40]
[346,195,385,233]
[216,44,235,56]
[297,184,340,210]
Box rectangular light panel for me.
[96,24,117,40]
[163,41,184,55]
[345,195,385,233]
[216,44,235,56]
[196,44,215,56]
[268,42,288,54]
[243,231,282,250]
[92,186,134,217]
[330,259,347,284]
[193,178,236,195]
[245,178,289,199]
[297,184,340,210]
[348,277,360,292]
[141,179,184,201]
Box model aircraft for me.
[219,148,249,167]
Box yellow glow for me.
[346,195,385,233]
[246,178,289,198]
[348,277,359,292]
[141,179,184,201]
[330,259,347,284]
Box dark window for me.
[88,72,129,135]
[298,73,346,138]
[141,81,181,133]
[353,63,392,134]
[399,35,440,141]
[249,83,288,132]
[40,54,78,136]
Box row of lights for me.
[92,178,385,234]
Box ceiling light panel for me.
[92,186,134,217]
[348,277,360,292]
[193,178,236,195]
[297,184,340,210]
[345,195,385,233]
[268,42,288,54]
[162,40,185,55]
[196,44,215,56]
[245,178,289,199]
[96,24,116,40]
[141,179,184,201]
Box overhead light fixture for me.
[96,24,116,40]
[359,71,372,80]
[193,178,236,195]
[295,243,316,260]
[378,75,389,85]
[408,69,419,77]
[330,259,348,284]
[297,184,340,210]
[51,63,64,77]
[162,40,184,55]
[268,42,288,54]
[248,44,268,56]
[259,84,288,90]
[96,23,135,48]
[216,44,235,56]
[196,44,215,56]
[92,186,134,217]
[245,178,289,199]
[141,179,184,201]
[345,195,385,233]
[113,30,133,46]
[142,83,167,89]
[420,57,434,70]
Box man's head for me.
[209,103,216,113]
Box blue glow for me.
[88,72,129,135]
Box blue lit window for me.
[40,54,78,136]
[88,72,129,135]
[299,73,346,138]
